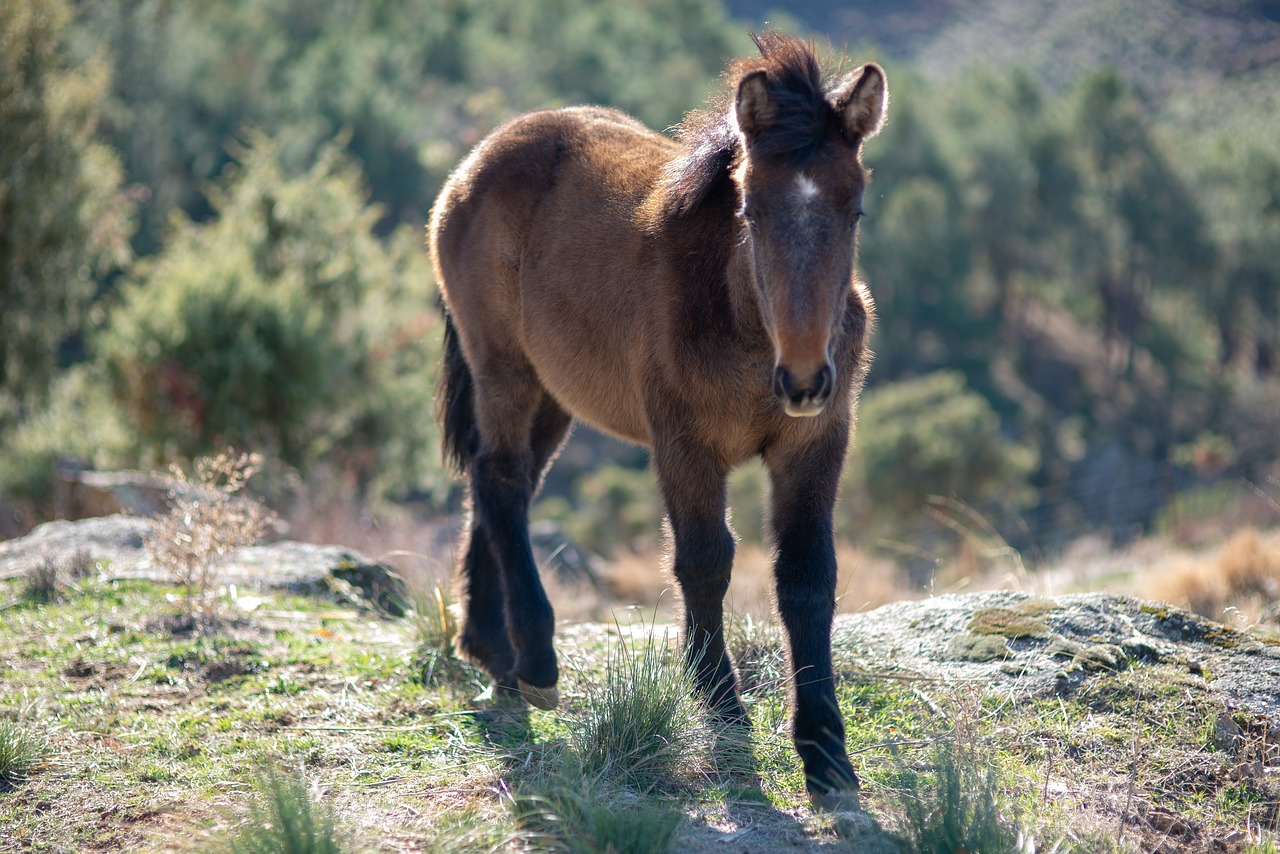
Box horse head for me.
[731,39,888,416]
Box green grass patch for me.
[568,628,709,786]
[209,766,347,854]
[3,572,1276,852]
[0,719,47,787]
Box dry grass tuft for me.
[1217,528,1280,600]
[1142,527,1280,623]
[21,549,95,604]
[404,577,482,688]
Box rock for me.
[0,515,152,577]
[52,464,170,520]
[0,514,401,612]
[528,520,602,588]
[833,590,1280,722]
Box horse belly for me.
[520,296,651,445]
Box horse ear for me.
[734,70,773,138]
[835,63,889,143]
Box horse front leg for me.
[653,445,746,723]
[765,431,859,805]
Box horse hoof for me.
[517,678,560,710]
[810,789,862,813]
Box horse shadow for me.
[456,698,892,849]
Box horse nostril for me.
[773,365,794,402]
[774,363,834,411]
[812,363,833,402]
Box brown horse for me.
[429,32,887,804]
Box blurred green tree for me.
[98,133,444,500]
[69,0,742,250]
[0,0,133,423]
[844,371,1038,541]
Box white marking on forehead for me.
[794,174,820,202]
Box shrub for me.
[846,371,1038,540]
[145,450,271,625]
[102,244,332,468]
[98,134,445,501]
[0,0,134,422]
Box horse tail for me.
[436,308,476,475]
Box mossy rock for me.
[947,632,1012,662]
[1045,637,1086,660]
[1012,597,1061,617]
[968,607,1051,640]
[1071,643,1127,673]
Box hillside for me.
[734,0,1280,93]
[2,518,1279,852]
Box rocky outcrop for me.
[0,514,404,613]
[835,589,1280,722]
[6,517,1278,727]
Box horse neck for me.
[724,239,766,335]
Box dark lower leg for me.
[472,452,557,688]
[767,435,858,796]
[676,523,741,717]
[657,449,745,722]
[455,521,516,687]
[774,530,857,794]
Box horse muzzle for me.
[773,362,834,418]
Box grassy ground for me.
[1,568,1277,852]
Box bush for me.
[0,363,134,522]
[847,371,1038,539]
[98,134,445,500]
[146,450,271,626]
[102,244,332,467]
[0,0,133,422]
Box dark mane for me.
[663,32,841,217]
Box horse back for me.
[430,107,676,443]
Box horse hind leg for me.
[464,356,569,708]
[455,521,517,691]
[455,394,572,697]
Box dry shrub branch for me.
[145,450,271,622]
